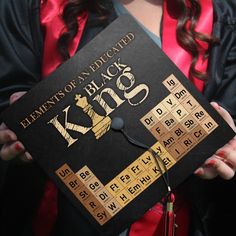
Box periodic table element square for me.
[92,207,112,226]
[162,74,181,92]
[76,165,94,184]
[140,111,159,129]
[127,159,146,177]
[82,194,105,214]
[126,179,145,198]
[105,179,124,197]
[116,169,136,187]
[63,174,84,193]
[160,113,178,131]
[151,142,168,157]
[138,151,156,168]
[190,125,208,143]
[147,163,162,180]
[200,116,219,134]
[172,104,189,122]
[172,84,191,103]
[104,199,122,216]
[179,134,196,151]
[170,123,187,141]
[151,102,169,120]
[161,94,180,111]
[115,189,133,207]
[160,152,176,170]
[191,106,208,123]
[180,115,198,132]
[168,144,186,161]
[182,95,200,113]
[56,163,74,181]
[137,171,155,189]
[95,188,113,205]
[85,176,104,194]
[75,185,94,203]
[160,133,176,150]
[150,122,169,140]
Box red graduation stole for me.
[34,0,213,235]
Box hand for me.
[194,102,236,180]
[0,92,32,162]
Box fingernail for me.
[216,151,226,158]
[215,103,220,109]
[25,152,33,161]
[211,102,219,108]
[10,95,19,102]
[205,159,217,168]
[194,169,204,175]
[15,143,23,151]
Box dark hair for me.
[172,0,218,81]
[57,0,110,61]
[57,0,217,81]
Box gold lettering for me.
[48,114,79,147]
[106,65,119,77]
[83,83,98,96]
[113,58,127,72]
[116,67,135,91]
[20,118,31,129]
[93,88,125,115]
[125,84,149,106]
[48,105,91,147]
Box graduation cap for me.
[1,15,234,235]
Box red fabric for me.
[32,181,58,236]
[34,0,213,236]
[130,203,165,235]
[129,195,190,236]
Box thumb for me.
[210,102,236,132]
[9,91,27,105]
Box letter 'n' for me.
[48,106,91,147]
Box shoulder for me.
[0,0,41,35]
[213,0,236,23]
[0,0,42,59]
[0,0,40,14]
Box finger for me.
[194,166,218,179]
[0,128,17,144]
[0,141,25,161]
[0,122,7,130]
[227,137,236,150]
[19,152,33,162]
[211,102,236,132]
[9,91,27,105]
[215,149,236,170]
[205,158,235,180]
